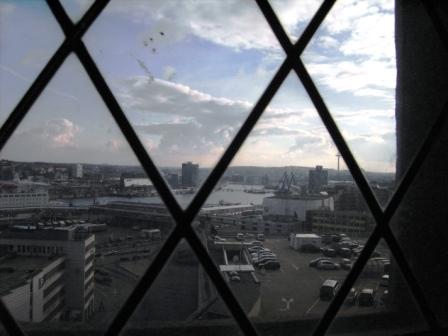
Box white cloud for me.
[101,0,284,54]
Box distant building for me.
[166,173,179,189]
[0,163,15,181]
[0,226,95,321]
[0,181,49,208]
[333,184,391,211]
[262,194,334,222]
[230,174,244,184]
[72,164,83,179]
[308,165,328,193]
[245,175,257,185]
[261,174,270,186]
[181,162,199,187]
[262,193,334,233]
[306,209,375,236]
[0,191,49,208]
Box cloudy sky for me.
[0,0,396,173]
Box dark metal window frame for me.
[0,0,446,335]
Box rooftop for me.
[0,255,63,296]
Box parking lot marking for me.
[291,264,299,271]
[280,298,294,311]
[306,298,320,314]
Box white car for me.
[317,260,341,270]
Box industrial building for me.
[306,209,375,236]
[0,181,49,208]
[308,165,328,193]
[0,225,95,321]
[262,194,334,222]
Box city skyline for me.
[0,0,396,172]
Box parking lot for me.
[252,237,390,319]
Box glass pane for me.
[302,0,396,207]
[83,0,285,207]
[123,239,243,335]
[191,74,381,335]
[0,56,176,333]
[268,0,324,42]
[0,0,65,127]
[60,0,94,23]
[328,239,427,335]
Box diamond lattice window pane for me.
[191,74,383,335]
[122,239,244,335]
[268,0,324,42]
[60,0,94,23]
[82,0,286,208]
[0,55,178,333]
[327,238,428,335]
[0,1,65,127]
[302,0,397,208]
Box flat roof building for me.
[0,256,65,322]
[0,226,95,321]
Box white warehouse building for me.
[262,194,334,222]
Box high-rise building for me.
[308,165,328,193]
[0,226,95,321]
[181,162,199,187]
[166,173,179,189]
[0,163,15,181]
[73,164,83,179]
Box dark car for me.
[320,280,339,300]
[259,260,280,270]
[309,257,331,267]
[323,248,337,257]
[338,247,352,258]
[359,289,376,306]
[346,288,358,305]
[341,258,352,270]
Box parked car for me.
[359,289,376,306]
[248,246,264,253]
[259,260,280,270]
[249,241,263,247]
[317,260,341,270]
[338,248,352,258]
[255,256,278,267]
[380,274,390,287]
[309,257,331,267]
[341,258,352,270]
[236,233,244,241]
[323,248,337,257]
[257,233,265,241]
[320,280,339,300]
[346,288,358,305]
